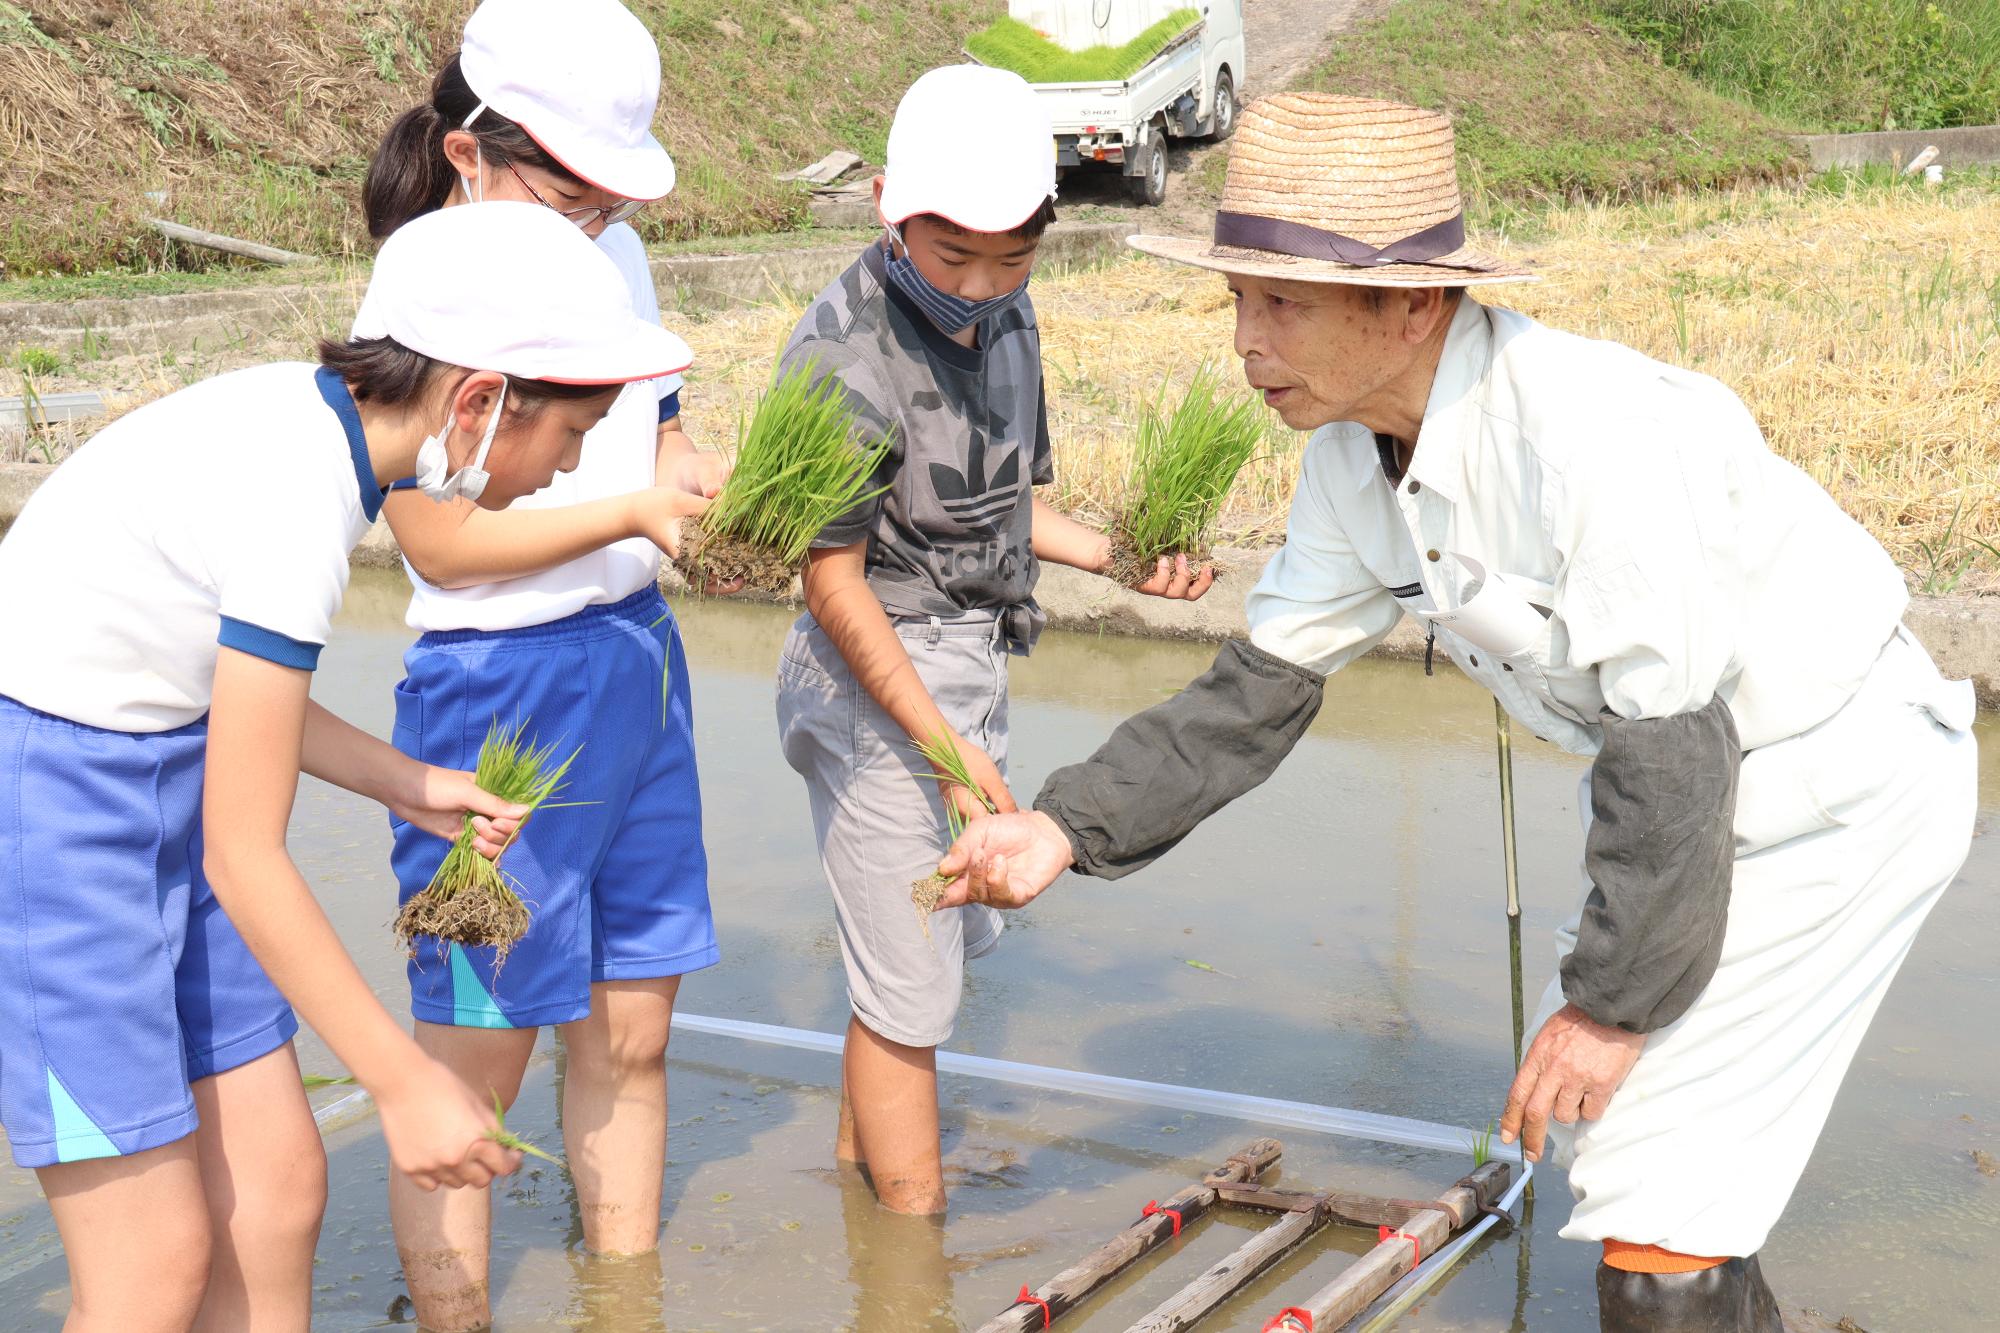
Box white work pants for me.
[1533,628,1978,1257]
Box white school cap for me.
[359,202,691,384]
[460,0,675,202]
[878,65,1057,233]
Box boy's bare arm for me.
[802,542,1016,818]
[1028,498,1217,601]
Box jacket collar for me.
[1391,296,1492,505]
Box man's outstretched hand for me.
[933,810,1077,909]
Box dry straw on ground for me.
[8,179,1994,587]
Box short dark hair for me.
[363,54,587,242]
[907,195,1059,243]
[315,336,613,418]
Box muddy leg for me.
[835,1081,865,1167]
[842,1014,945,1215]
[190,1043,327,1331]
[388,1020,538,1332]
[559,977,679,1255]
[41,1139,212,1332]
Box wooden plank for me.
[145,219,311,266]
[1124,1206,1327,1333]
[1282,1163,1513,1330]
[972,1138,1283,1333]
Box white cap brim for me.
[517,118,677,203]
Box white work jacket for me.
[1247,298,1910,754]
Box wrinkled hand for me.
[933,811,1076,910]
[376,1057,523,1192]
[1131,553,1216,602]
[660,449,731,499]
[1500,1002,1646,1162]
[632,487,713,560]
[389,762,528,857]
[939,735,1017,828]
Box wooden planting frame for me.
[975,1138,1512,1333]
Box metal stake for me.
[1495,698,1524,1069]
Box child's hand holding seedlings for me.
[386,758,530,856]
[1127,551,1216,602]
[932,729,1017,828]
[376,1056,524,1192]
[630,485,713,560]
[658,447,731,500]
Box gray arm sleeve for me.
[1033,639,1325,880]
[1562,694,1741,1034]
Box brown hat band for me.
[1213,211,1471,269]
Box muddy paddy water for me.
[1,573,1995,1330]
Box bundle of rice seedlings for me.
[1106,367,1266,589]
[393,717,579,966]
[672,360,892,597]
[967,10,1201,84]
[909,730,999,939]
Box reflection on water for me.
[1,571,1994,1330]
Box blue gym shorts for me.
[390,587,718,1029]
[0,696,298,1169]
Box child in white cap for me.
[774,64,1213,1215]
[0,202,692,1329]
[361,0,721,1320]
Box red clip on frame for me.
[1263,1308,1314,1332]
[1141,1200,1184,1236]
[1379,1224,1423,1264]
[1013,1284,1051,1329]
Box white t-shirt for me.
[391,221,686,632]
[0,363,379,732]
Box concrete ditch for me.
[2,461,1993,709]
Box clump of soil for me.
[1106,532,1219,591]
[672,519,800,597]
[394,877,532,967]
[910,870,948,943]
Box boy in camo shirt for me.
[775,65,1213,1213]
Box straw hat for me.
[1130,93,1536,287]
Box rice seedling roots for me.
[673,519,799,597]
[1106,533,1219,591]
[910,872,948,941]
[394,883,531,966]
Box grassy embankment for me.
[0,0,997,278]
[1597,0,2000,132]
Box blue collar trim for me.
[314,366,384,523]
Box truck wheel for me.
[1210,71,1238,140]
[1128,135,1168,206]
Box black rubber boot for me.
[1597,1254,1784,1332]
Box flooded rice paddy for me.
[1,572,1995,1330]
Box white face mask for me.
[414,377,508,504]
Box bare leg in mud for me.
[389,1022,537,1332]
[41,1044,326,1333]
[558,977,680,1254]
[841,1014,946,1215]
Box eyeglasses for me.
[503,159,645,229]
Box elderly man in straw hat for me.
[934,94,1977,1330]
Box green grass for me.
[1596,0,2000,132]
[704,360,893,562]
[967,9,1200,83]
[1303,0,1802,208]
[1117,367,1265,562]
[486,1089,566,1170]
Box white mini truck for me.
[976,0,1248,205]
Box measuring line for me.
[669,1011,1522,1162]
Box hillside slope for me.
[0,0,998,276]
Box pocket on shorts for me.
[391,679,423,758]
[777,618,834,689]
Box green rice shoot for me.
[392,716,580,966]
[487,1089,566,1171]
[909,729,998,938]
[967,10,1201,84]
[675,359,892,595]
[301,1073,357,1088]
[1110,366,1266,584]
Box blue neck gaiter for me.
[882,225,1026,334]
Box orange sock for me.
[1602,1241,1730,1274]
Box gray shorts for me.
[776,611,1009,1048]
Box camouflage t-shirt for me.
[783,242,1055,650]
